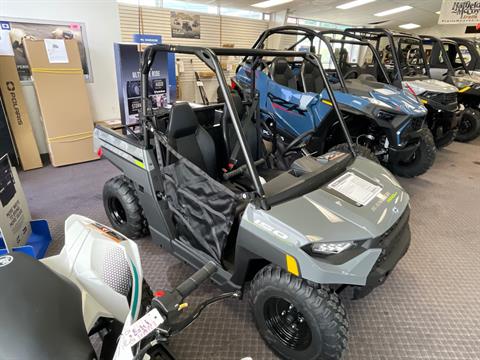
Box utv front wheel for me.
[249,265,348,360]
[456,108,480,142]
[328,143,379,163]
[389,128,436,178]
[103,175,148,239]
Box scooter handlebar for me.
[175,261,217,298]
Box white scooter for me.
[0,215,238,360]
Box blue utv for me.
[235,26,435,178]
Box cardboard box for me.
[0,154,32,249]
[23,39,98,167]
[0,55,43,170]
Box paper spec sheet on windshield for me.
[328,172,382,206]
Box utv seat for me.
[167,102,217,178]
[301,60,326,93]
[224,93,283,183]
[270,57,298,90]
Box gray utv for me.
[94,44,411,360]
[347,28,463,148]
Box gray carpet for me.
[19,137,480,360]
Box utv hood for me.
[336,81,426,117]
[403,79,458,95]
[451,75,480,90]
[245,156,409,249]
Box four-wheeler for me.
[421,35,480,142]
[346,28,463,148]
[94,43,412,360]
[0,215,237,360]
[237,25,434,178]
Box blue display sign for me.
[132,34,162,44]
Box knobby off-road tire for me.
[249,265,348,360]
[103,175,148,239]
[389,127,436,178]
[329,143,380,164]
[435,128,458,149]
[456,108,480,142]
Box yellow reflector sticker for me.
[420,99,428,104]
[459,86,471,93]
[286,254,299,276]
[387,191,398,203]
[134,159,145,169]
[322,99,333,106]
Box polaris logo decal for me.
[5,81,23,126]
[0,255,13,268]
[254,219,289,240]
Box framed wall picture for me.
[171,12,201,39]
[0,18,92,82]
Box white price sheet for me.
[44,39,69,63]
[328,172,382,206]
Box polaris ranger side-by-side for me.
[94,44,411,360]
[236,26,433,178]
[422,35,480,142]
[346,28,463,147]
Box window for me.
[263,13,271,21]
[163,0,218,14]
[287,17,297,24]
[117,0,157,5]
[220,7,263,20]
[459,45,472,66]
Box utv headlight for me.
[453,79,474,90]
[310,242,353,255]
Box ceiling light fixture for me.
[251,0,293,8]
[336,0,376,10]
[399,23,421,29]
[436,11,441,14]
[374,5,413,17]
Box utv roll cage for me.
[345,28,432,84]
[139,44,356,210]
[448,37,480,71]
[421,35,470,76]
[318,29,392,86]
[248,25,391,91]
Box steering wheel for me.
[401,64,417,76]
[282,129,316,156]
[343,69,359,79]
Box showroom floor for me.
[20,137,480,360]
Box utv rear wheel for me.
[249,265,348,360]
[103,175,148,239]
[329,143,379,163]
[456,108,480,142]
[389,128,436,178]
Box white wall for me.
[1,0,121,153]
[421,24,478,38]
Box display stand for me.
[0,220,52,259]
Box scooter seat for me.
[0,252,96,360]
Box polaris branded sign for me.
[439,0,480,24]
[5,81,23,126]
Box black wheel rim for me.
[109,197,127,225]
[263,297,312,351]
[459,117,473,135]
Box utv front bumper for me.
[350,207,411,299]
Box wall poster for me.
[171,12,200,39]
[0,18,92,81]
